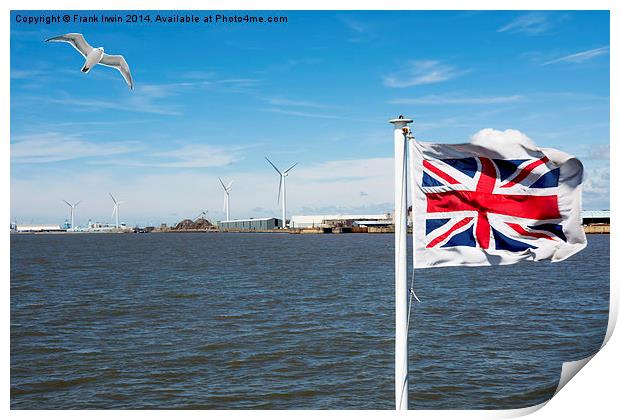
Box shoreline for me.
[10,225,610,235]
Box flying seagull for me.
[46,33,134,89]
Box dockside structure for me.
[217,217,283,231]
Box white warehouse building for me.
[13,224,64,233]
[290,213,392,228]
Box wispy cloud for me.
[383,60,463,88]
[340,15,376,43]
[147,144,243,168]
[296,157,392,182]
[29,75,260,116]
[583,166,610,195]
[542,46,609,65]
[11,133,143,164]
[11,130,246,169]
[94,144,248,169]
[259,58,322,74]
[262,107,367,122]
[265,97,343,109]
[11,69,48,80]
[389,94,523,105]
[498,13,551,35]
[341,15,366,34]
[44,95,180,116]
[585,144,610,161]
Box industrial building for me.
[218,217,283,231]
[290,214,392,228]
[582,210,610,225]
[12,224,64,233]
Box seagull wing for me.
[100,54,134,90]
[46,33,93,58]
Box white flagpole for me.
[390,115,413,410]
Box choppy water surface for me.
[11,233,609,409]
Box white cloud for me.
[295,157,392,182]
[383,60,462,88]
[145,144,243,168]
[11,137,609,225]
[542,46,609,66]
[586,144,610,161]
[469,128,536,148]
[11,157,395,226]
[582,166,610,209]
[498,13,551,34]
[11,133,142,163]
[92,144,247,169]
[389,94,523,105]
[11,131,246,169]
[582,166,610,195]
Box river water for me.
[10,233,609,409]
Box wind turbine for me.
[265,157,298,229]
[109,193,125,229]
[62,200,81,229]
[218,178,233,221]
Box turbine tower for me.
[62,200,81,229]
[265,157,298,229]
[109,193,125,229]
[218,178,233,221]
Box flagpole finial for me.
[389,115,414,128]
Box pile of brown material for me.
[193,218,215,230]
[173,218,215,230]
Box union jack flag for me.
[411,138,586,268]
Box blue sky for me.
[10,10,609,226]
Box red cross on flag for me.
[410,129,587,268]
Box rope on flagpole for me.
[406,130,421,306]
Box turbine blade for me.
[112,205,117,218]
[265,156,282,174]
[62,200,71,206]
[226,181,234,190]
[284,162,299,174]
[109,192,117,204]
[218,177,227,190]
[277,176,282,204]
[74,201,81,207]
